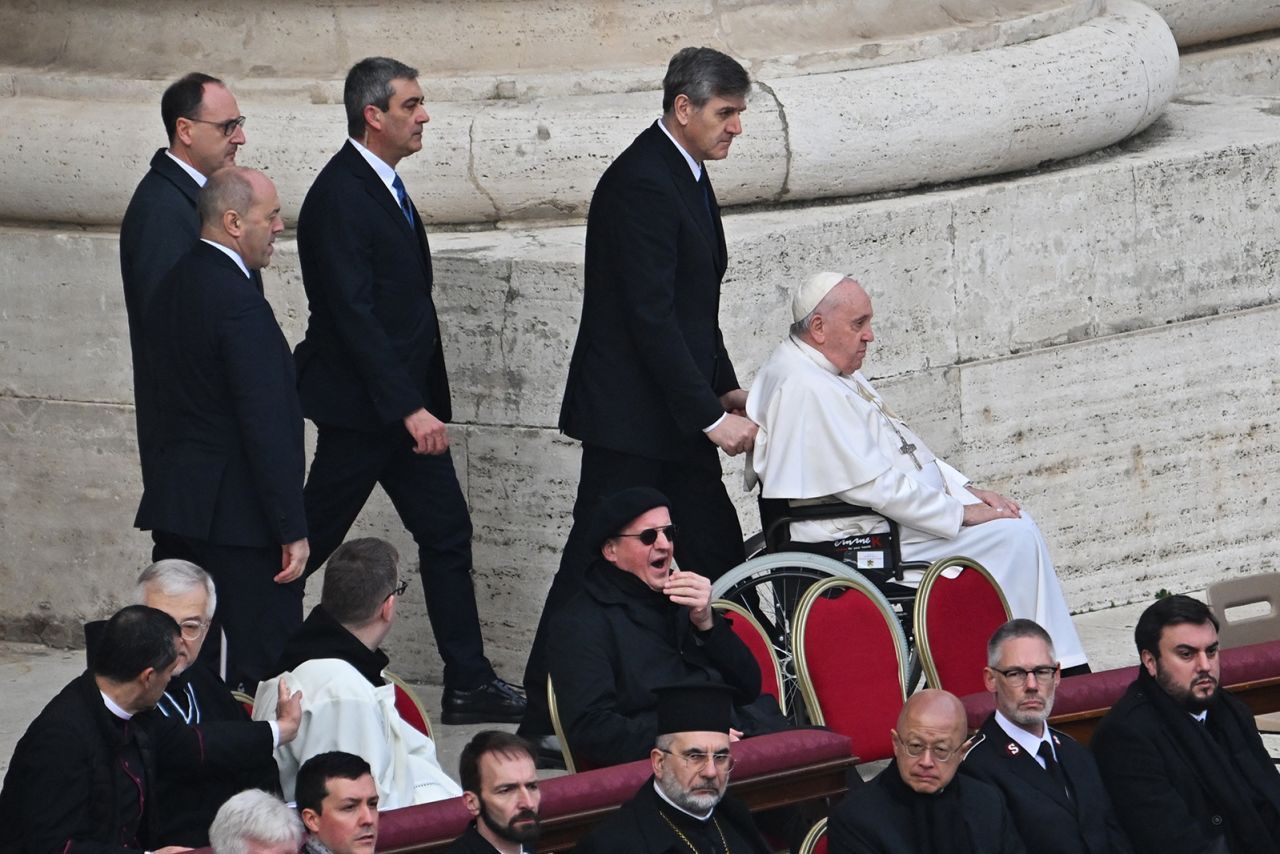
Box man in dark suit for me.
[830,690,1026,853]
[0,605,301,854]
[120,72,249,502]
[1093,595,1280,854]
[135,166,309,690]
[575,684,772,854]
[962,619,1132,853]
[522,45,757,742]
[445,731,542,854]
[296,752,381,854]
[293,55,522,724]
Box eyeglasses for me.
[185,115,247,137]
[386,579,409,599]
[895,735,960,762]
[657,748,734,772]
[991,665,1059,684]
[178,618,211,640]
[614,525,678,546]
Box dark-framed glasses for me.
[614,525,678,546]
[991,665,1059,684]
[185,115,247,137]
[178,618,211,640]
[657,748,734,772]
[387,579,409,599]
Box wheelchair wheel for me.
[712,552,869,724]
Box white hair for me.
[209,789,304,854]
[135,559,217,620]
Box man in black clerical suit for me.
[962,620,1132,854]
[120,72,249,502]
[292,55,522,724]
[830,689,1026,854]
[135,166,309,690]
[445,731,543,854]
[0,606,301,854]
[1093,595,1280,854]
[575,684,772,854]
[524,47,758,740]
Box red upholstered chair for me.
[913,556,1011,697]
[231,690,254,717]
[713,599,787,716]
[794,574,910,762]
[798,816,828,854]
[384,670,433,739]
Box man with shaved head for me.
[746,272,1087,673]
[829,690,1025,853]
[136,166,309,689]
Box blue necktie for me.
[392,174,414,226]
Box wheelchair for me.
[711,497,928,722]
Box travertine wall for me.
[2,0,1278,681]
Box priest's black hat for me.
[589,486,671,551]
[654,681,735,734]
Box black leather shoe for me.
[441,677,527,725]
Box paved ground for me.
[3,591,1273,778]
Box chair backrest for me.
[797,817,828,854]
[1207,572,1280,648]
[231,689,254,717]
[913,556,1011,696]
[546,676,584,773]
[713,600,787,716]
[794,574,909,762]
[384,670,433,739]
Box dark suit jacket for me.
[293,141,451,431]
[961,715,1133,854]
[1092,676,1280,854]
[119,149,201,488]
[134,241,306,547]
[574,778,770,854]
[443,822,539,854]
[560,122,739,464]
[829,765,1026,853]
[0,670,272,854]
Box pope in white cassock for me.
[746,272,1087,670]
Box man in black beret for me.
[547,488,787,768]
[576,683,772,854]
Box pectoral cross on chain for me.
[851,378,924,471]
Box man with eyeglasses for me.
[830,689,1025,853]
[547,488,788,769]
[121,72,250,517]
[1092,595,1280,854]
[576,683,772,854]
[961,620,1132,853]
[254,537,462,808]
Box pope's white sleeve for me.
[833,466,965,540]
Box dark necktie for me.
[1038,741,1070,799]
[697,169,715,229]
[392,174,414,226]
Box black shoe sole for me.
[440,709,527,725]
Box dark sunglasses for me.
[614,525,678,546]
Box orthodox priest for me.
[745,271,1087,671]
[574,683,771,854]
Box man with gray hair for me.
[961,619,1131,853]
[135,165,309,690]
[136,559,283,847]
[292,56,522,726]
[209,789,305,854]
[525,45,757,745]
[746,272,1087,672]
[254,537,462,809]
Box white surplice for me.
[746,336,1086,667]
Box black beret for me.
[588,487,672,552]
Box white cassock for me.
[746,336,1086,667]
[254,659,462,809]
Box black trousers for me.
[152,531,303,691]
[301,422,495,689]
[519,443,746,734]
